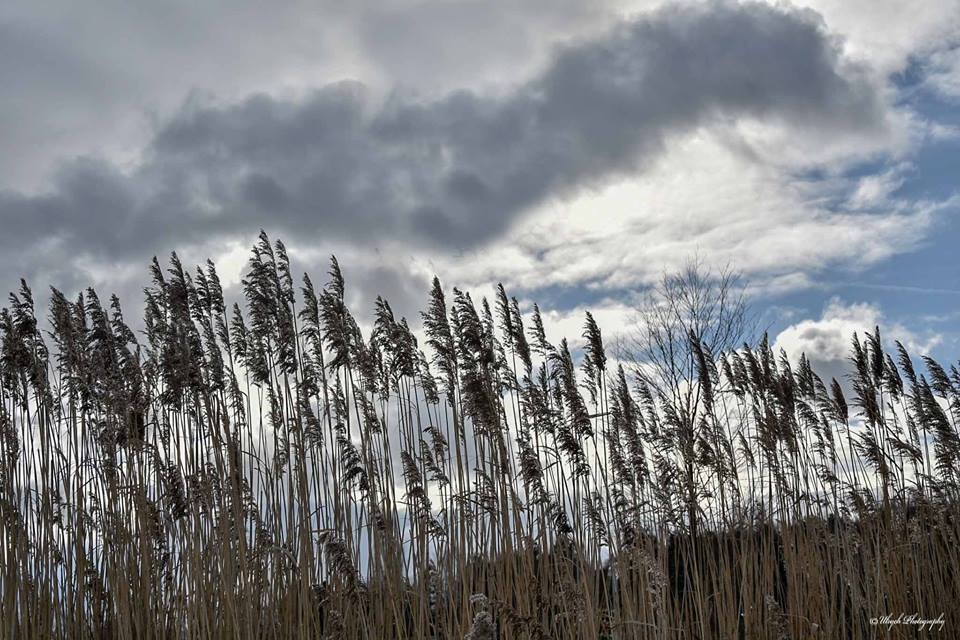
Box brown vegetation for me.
[1,233,958,638]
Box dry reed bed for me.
[1,232,958,638]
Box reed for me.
[1,232,957,638]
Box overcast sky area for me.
[1,0,959,374]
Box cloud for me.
[0,0,632,193]
[425,131,941,297]
[352,0,626,92]
[0,1,895,301]
[925,46,960,100]
[536,301,638,352]
[846,163,910,210]
[146,1,889,249]
[774,298,942,383]
[782,0,960,76]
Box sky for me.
[1,0,959,376]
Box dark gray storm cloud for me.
[0,1,887,293]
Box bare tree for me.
[625,259,752,538]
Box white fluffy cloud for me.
[774,298,942,375]
[781,0,960,76]
[925,47,960,100]
[427,130,943,297]
[536,302,639,352]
